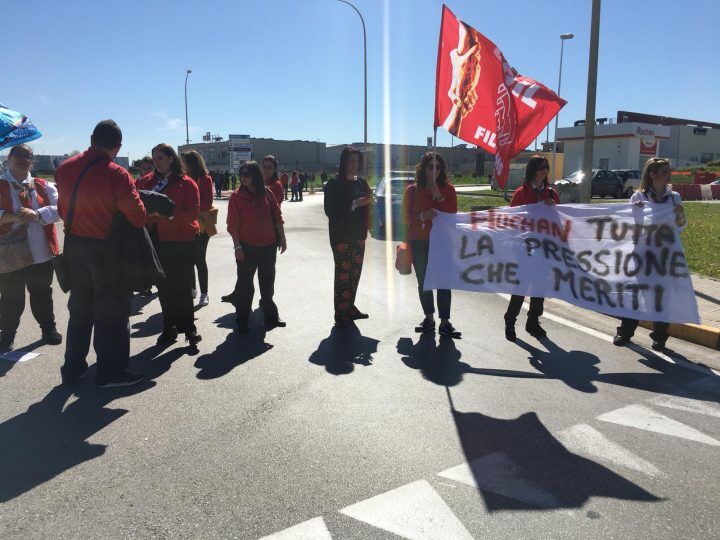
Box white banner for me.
[425,204,700,324]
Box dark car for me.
[371,174,415,240]
[613,169,641,197]
[558,169,626,198]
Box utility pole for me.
[580,0,601,202]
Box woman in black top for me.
[323,146,373,327]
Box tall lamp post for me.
[551,33,573,181]
[337,0,367,144]
[184,69,192,146]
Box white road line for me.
[496,293,720,376]
[649,395,720,418]
[557,423,663,477]
[340,479,474,540]
[597,404,720,446]
[437,452,561,509]
[259,517,333,540]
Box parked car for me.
[371,174,415,240]
[710,179,720,186]
[613,169,641,197]
[555,169,626,198]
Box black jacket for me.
[109,213,165,292]
[138,189,176,217]
[323,175,371,243]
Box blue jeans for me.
[410,240,451,319]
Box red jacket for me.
[194,174,213,212]
[403,182,458,241]
[280,173,289,187]
[510,183,560,207]
[56,147,146,240]
[0,178,59,255]
[266,179,284,206]
[138,172,200,242]
[227,186,283,247]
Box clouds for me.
[38,94,50,105]
[154,110,184,131]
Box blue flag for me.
[0,103,42,151]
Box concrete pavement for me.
[1,193,719,539]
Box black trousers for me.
[235,244,279,327]
[505,295,544,326]
[156,239,197,334]
[0,260,55,336]
[62,236,132,382]
[617,318,669,343]
[410,240,451,319]
[192,232,210,294]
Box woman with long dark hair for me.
[613,157,685,351]
[227,161,287,333]
[503,155,558,342]
[138,143,201,347]
[402,152,461,338]
[181,150,214,306]
[323,146,373,327]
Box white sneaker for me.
[198,293,209,306]
[191,288,197,299]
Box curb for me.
[639,321,720,350]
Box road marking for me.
[649,395,720,418]
[259,517,332,540]
[340,479,474,540]
[597,404,720,446]
[496,293,720,376]
[437,452,561,508]
[557,423,663,477]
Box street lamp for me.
[551,33,573,181]
[184,69,192,146]
[337,0,367,144]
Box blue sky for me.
[4,0,719,161]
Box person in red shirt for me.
[504,155,559,342]
[280,170,290,201]
[136,156,154,184]
[402,152,460,338]
[138,144,201,347]
[181,150,215,306]
[227,161,287,332]
[55,120,147,387]
[262,155,284,207]
[290,171,300,202]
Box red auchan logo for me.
[636,127,655,136]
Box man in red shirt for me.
[55,120,147,388]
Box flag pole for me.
[433,126,437,185]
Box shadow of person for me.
[130,291,157,316]
[0,378,155,503]
[515,337,601,393]
[0,339,46,377]
[130,312,164,338]
[445,388,662,511]
[194,312,273,380]
[309,324,379,376]
[397,333,465,386]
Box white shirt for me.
[0,170,60,264]
[629,188,686,232]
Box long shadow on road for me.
[309,324,379,375]
[194,313,273,380]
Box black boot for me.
[0,332,15,354]
[41,325,63,345]
[525,318,547,338]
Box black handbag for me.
[54,156,108,292]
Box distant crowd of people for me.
[0,119,685,388]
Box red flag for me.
[434,5,566,188]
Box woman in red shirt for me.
[262,155,284,207]
[181,150,214,306]
[290,171,300,201]
[402,152,461,338]
[504,155,559,342]
[138,144,201,347]
[227,161,287,333]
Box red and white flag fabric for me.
[433,5,567,188]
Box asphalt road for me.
[1,193,719,539]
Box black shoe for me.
[186,332,202,347]
[505,324,516,342]
[139,288,152,297]
[221,291,238,303]
[61,364,88,385]
[97,371,144,388]
[0,333,15,354]
[439,322,462,339]
[235,317,250,333]
[525,321,547,338]
[651,339,666,351]
[265,319,287,328]
[42,326,63,345]
[415,318,435,333]
[613,334,631,347]
[351,308,369,320]
[157,327,178,344]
